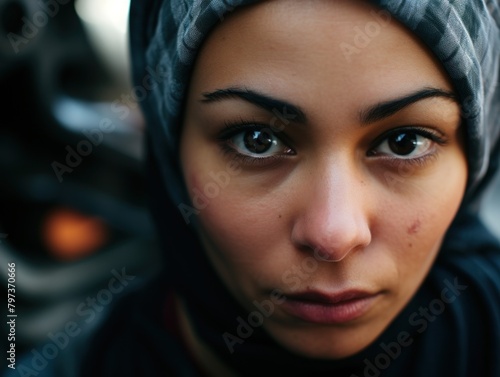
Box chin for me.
[263,319,387,360]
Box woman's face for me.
[180,0,467,359]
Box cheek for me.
[383,167,466,281]
[186,170,285,276]
[200,193,281,256]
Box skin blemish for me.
[407,219,421,235]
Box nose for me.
[291,158,372,262]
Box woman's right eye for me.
[220,125,295,160]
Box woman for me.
[81,0,500,376]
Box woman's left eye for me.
[228,128,293,158]
[371,129,437,159]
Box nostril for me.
[312,246,338,262]
[311,244,361,263]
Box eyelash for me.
[216,119,295,166]
[368,126,447,167]
[216,121,447,168]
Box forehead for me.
[190,0,454,120]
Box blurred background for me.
[0,0,163,372]
[0,0,499,374]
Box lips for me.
[282,289,380,324]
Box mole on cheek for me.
[407,219,421,235]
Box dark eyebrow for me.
[359,88,458,125]
[201,86,458,127]
[201,87,307,124]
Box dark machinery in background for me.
[0,0,162,370]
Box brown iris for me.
[388,132,418,156]
[244,130,275,154]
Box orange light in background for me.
[43,207,108,261]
